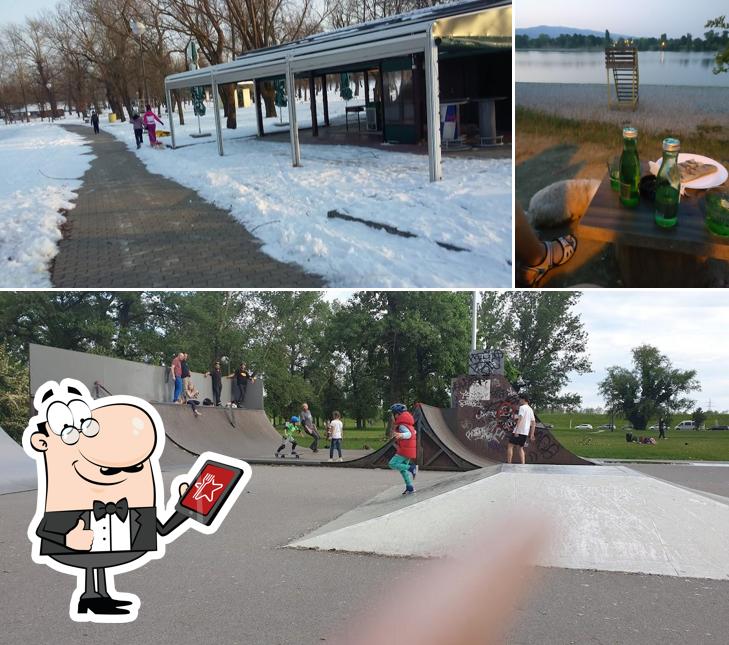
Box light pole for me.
[45,81,54,122]
[130,19,148,108]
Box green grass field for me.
[540,412,729,461]
[278,414,729,461]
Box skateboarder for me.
[275,416,301,459]
[300,403,319,453]
[507,394,536,464]
[388,403,417,495]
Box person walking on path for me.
[275,416,301,459]
[90,112,100,135]
[132,113,144,149]
[658,418,667,440]
[205,360,223,406]
[328,411,344,462]
[143,104,164,147]
[388,403,417,495]
[507,394,536,464]
[300,402,320,453]
[170,352,184,403]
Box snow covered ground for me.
[98,92,513,287]
[0,122,94,287]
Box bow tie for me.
[93,498,129,522]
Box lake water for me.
[516,50,728,87]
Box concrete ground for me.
[51,125,324,288]
[2,463,728,644]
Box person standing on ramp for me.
[388,404,417,495]
[507,394,536,464]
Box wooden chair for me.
[605,47,639,110]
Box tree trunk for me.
[261,83,276,118]
[174,91,185,126]
[221,84,237,129]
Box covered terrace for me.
[164,0,511,182]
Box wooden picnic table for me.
[578,163,729,287]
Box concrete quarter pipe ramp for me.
[0,425,37,494]
[414,374,591,468]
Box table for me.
[345,105,364,132]
[578,164,729,287]
[473,96,507,147]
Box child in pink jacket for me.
[143,104,164,146]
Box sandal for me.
[517,235,577,287]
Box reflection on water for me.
[516,50,727,87]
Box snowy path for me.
[0,123,94,287]
[96,97,513,287]
[51,126,324,288]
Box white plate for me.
[651,153,728,190]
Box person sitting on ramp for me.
[275,416,302,459]
[388,404,417,495]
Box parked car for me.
[709,425,729,431]
[648,425,659,431]
[575,423,593,430]
[598,423,616,430]
[675,420,696,430]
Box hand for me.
[178,482,189,498]
[66,518,94,551]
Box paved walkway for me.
[52,125,324,287]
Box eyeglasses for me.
[60,418,100,445]
[47,400,100,445]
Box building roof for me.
[165,0,511,90]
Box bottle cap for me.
[662,137,680,152]
[622,127,638,139]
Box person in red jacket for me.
[388,403,417,495]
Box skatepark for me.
[1,344,729,642]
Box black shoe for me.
[101,596,133,607]
[77,597,130,615]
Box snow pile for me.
[0,123,94,287]
[100,96,512,287]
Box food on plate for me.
[678,159,717,183]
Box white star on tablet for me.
[192,474,224,503]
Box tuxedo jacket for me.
[36,507,176,556]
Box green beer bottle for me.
[619,127,640,208]
[654,137,681,228]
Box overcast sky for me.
[568,291,729,412]
[516,0,727,38]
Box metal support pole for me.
[285,58,301,167]
[309,73,318,137]
[166,87,176,149]
[424,27,442,182]
[471,291,478,351]
[321,75,329,126]
[254,79,264,137]
[212,78,224,157]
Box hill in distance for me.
[517,25,631,40]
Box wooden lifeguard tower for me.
[605,47,639,110]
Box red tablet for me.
[175,459,244,525]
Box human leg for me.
[388,455,413,488]
[506,442,514,464]
[517,445,526,465]
[334,438,342,458]
[515,202,577,287]
[173,376,183,402]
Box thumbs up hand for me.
[66,518,94,551]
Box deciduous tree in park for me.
[598,345,700,431]
[692,407,708,431]
[706,15,729,74]
[0,345,28,443]
[477,292,591,410]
